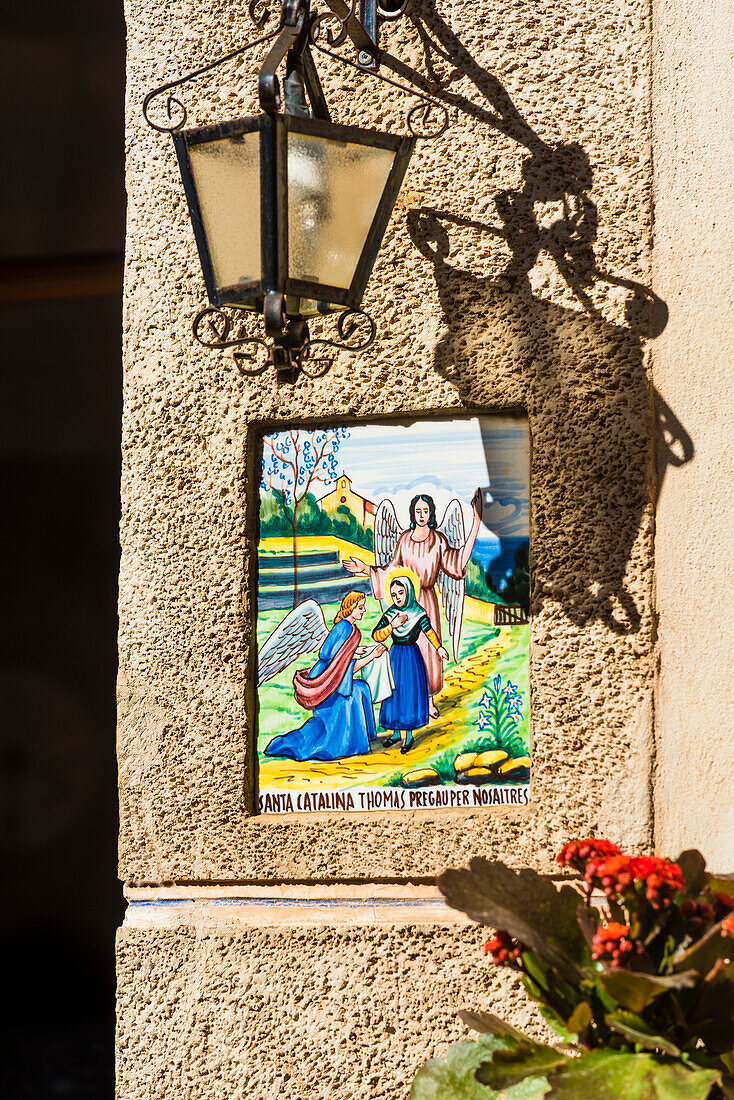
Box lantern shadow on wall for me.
[404,0,693,635]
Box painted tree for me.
[261,428,349,606]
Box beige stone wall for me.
[117,918,551,1099]
[651,0,734,872]
[113,0,710,1093]
[120,0,655,884]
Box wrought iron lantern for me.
[143,0,447,379]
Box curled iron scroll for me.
[406,99,449,139]
[193,307,271,376]
[142,28,279,133]
[309,0,359,49]
[248,0,273,30]
[299,308,376,373]
[309,37,450,140]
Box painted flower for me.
[479,692,492,708]
[504,681,521,701]
[476,713,490,731]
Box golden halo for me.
[383,566,421,602]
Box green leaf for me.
[600,968,697,1013]
[566,1002,593,1037]
[544,1050,720,1099]
[605,1010,682,1056]
[708,875,734,898]
[687,962,734,1051]
[437,859,587,981]
[522,973,547,1003]
[594,981,621,1013]
[536,1005,579,1046]
[672,921,732,977]
[476,1043,568,1090]
[676,850,708,897]
[457,1009,531,1044]
[410,1036,549,1100]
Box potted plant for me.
[411,841,734,1099]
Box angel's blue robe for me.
[264,619,376,761]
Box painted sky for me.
[289,416,531,547]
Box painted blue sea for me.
[473,536,528,588]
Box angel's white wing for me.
[438,499,466,662]
[374,499,400,567]
[256,599,329,686]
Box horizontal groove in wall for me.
[124,883,467,928]
[122,881,598,930]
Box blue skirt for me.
[380,643,429,732]
[265,680,376,762]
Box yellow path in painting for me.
[260,629,520,791]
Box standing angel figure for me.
[343,489,483,718]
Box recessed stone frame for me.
[120,367,654,885]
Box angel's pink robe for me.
[370,529,465,696]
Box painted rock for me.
[402,767,441,788]
[473,749,509,770]
[455,766,499,785]
[497,756,531,780]
[453,752,478,774]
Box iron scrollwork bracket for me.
[192,304,376,383]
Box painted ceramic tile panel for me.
[256,416,530,814]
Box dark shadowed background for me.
[1,3,125,1096]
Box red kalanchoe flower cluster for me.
[557,838,622,874]
[681,899,716,929]
[591,922,636,965]
[585,854,684,910]
[484,930,522,965]
[721,914,734,938]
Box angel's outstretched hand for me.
[342,556,369,576]
[437,645,450,662]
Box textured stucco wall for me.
[120,0,655,883]
[116,923,548,1099]
[118,0,663,1093]
[651,0,734,870]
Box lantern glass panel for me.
[187,130,261,290]
[286,132,396,290]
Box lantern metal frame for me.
[143,0,450,380]
[172,112,414,312]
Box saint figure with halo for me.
[343,488,483,718]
